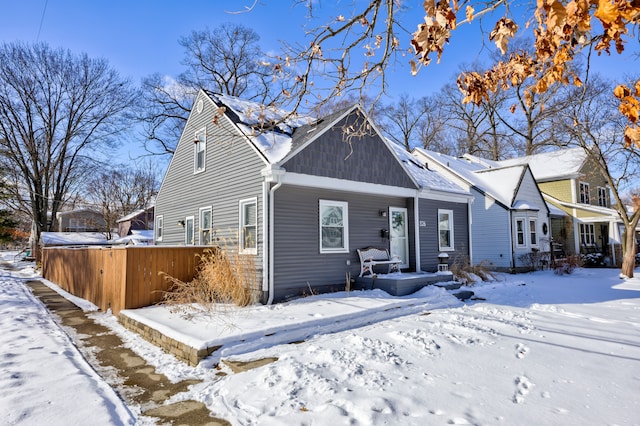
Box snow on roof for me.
[512,200,540,210]
[496,148,586,181]
[474,166,526,207]
[210,92,315,164]
[419,150,522,207]
[117,209,145,223]
[389,143,469,195]
[41,232,108,246]
[111,229,154,245]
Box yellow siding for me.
[539,180,573,202]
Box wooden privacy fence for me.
[42,246,206,315]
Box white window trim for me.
[597,186,608,207]
[438,209,455,252]
[239,198,258,254]
[198,206,212,245]
[515,218,527,248]
[579,181,590,204]
[529,218,538,247]
[194,128,206,174]
[580,223,596,245]
[185,216,195,245]
[155,215,164,242]
[319,199,349,254]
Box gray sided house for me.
[412,149,550,271]
[155,91,471,303]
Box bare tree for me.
[0,42,137,250]
[84,164,158,239]
[558,74,640,277]
[138,23,278,155]
[259,1,639,147]
[438,81,513,159]
[378,94,447,152]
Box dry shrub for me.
[553,255,582,275]
[161,243,260,316]
[450,255,497,286]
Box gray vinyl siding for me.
[272,185,411,301]
[418,199,469,272]
[282,112,416,189]
[155,92,266,271]
[470,190,512,269]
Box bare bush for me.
[161,243,260,317]
[450,256,498,286]
[553,255,582,275]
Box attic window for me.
[196,99,204,114]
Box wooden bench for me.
[357,247,402,277]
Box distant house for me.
[116,207,154,239]
[40,231,108,247]
[496,148,625,265]
[56,208,106,233]
[413,149,550,271]
[154,90,472,303]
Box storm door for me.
[389,207,409,268]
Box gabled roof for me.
[56,208,102,218]
[282,104,358,164]
[415,149,525,208]
[207,91,315,164]
[495,148,586,181]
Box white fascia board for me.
[280,172,417,197]
[418,188,473,203]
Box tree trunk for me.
[620,226,637,278]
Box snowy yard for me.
[1,251,639,425]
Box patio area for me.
[354,271,456,296]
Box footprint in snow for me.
[512,376,534,404]
[515,343,529,359]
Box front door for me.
[389,207,409,268]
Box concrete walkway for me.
[27,280,229,426]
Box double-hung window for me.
[579,181,590,204]
[239,198,257,254]
[438,209,454,251]
[515,218,526,247]
[580,223,595,245]
[597,187,608,207]
[155,215,164,242]
[319,200,349,253]
[194,128,206,173]
[199,207,212,245]
[529,219,538,246]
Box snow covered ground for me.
[1,251,639,425]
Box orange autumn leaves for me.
[411,0,640,146]
[614,81,640,147]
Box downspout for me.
[467,198,473,265]
[414,193,421,272]
[261,165,285,305]
[268,179,283,305]
[509,210,515,270]
[261,181,269,295]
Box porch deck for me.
[354,271,455,296]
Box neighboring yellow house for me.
[499,148,625,266]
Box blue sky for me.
[3,1,636,101]
[1,1,637,162]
